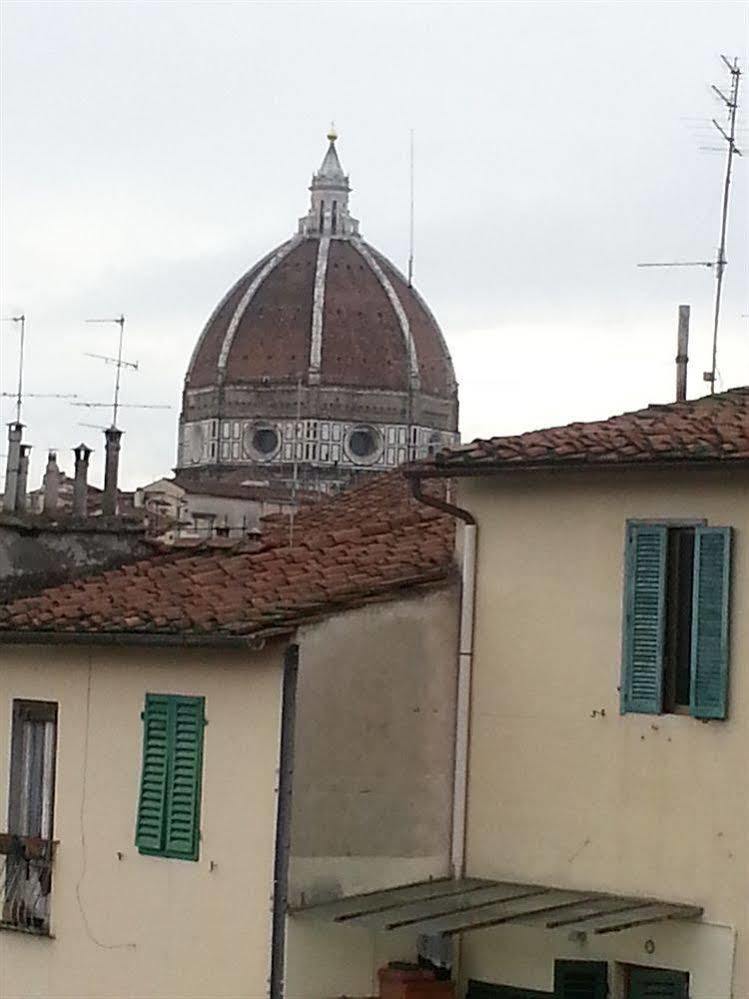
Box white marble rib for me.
[308,236,331,381]
[217,237,300,373]
[352,240,420,389]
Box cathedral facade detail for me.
[177,129,459,491]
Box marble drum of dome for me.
[177,129,459,488]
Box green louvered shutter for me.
[554,961,608,999]
[164,696,205,860]
[622,523,667,714]
[690,526,732,720]
[628,967,688,999]
[135,695,170,852]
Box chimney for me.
[16,444,32,513]
[676,304,690,403]
[73,443,93,517]
[43,450,61,515]
[3,422,24,513]
[103,427,123,516]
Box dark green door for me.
[467,983,551,999]
[628,967,688,999]
[554,961,608,999]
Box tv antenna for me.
[637,56,742,393]
[408,129,415,287]
[76,314,170,426]
[1,314,79,423]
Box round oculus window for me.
[346,425,382,462]
[253,427,279,455]
[242,423,280,460]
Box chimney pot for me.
[73,442,93,517]
[103,427,123,517]
[43,450,61,515]
[16,444,32,513]
[3,422,25,513]
[676,304,690,403]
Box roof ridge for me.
[0,472,455,641]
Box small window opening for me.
[331,200,338,234]
[319,201,325,231]
[663,527,695,710]
[7,700,58,934]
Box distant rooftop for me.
[415,387,749,476]
[0,473,454,643]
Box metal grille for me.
[0,835,55,935]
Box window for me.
[253,427,279,456]
[554,961,608,999]
[622,522,732,718]
[626,967,688,999]
[8,700,57,840]
[346,424,382,462]
[4,700,58,933]
[135,694,205,861]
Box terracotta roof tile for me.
[0,473,454,640]
[421,387,749,474]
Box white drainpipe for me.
[409,476,477,879]
[451,521,476,878]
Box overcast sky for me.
[1,1,747,490]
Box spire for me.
[298,127,359,238]
[317,124,347,184]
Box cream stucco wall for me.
[290,587,458,905]
[456,466,749,998]
[285,587,459,999]
[0,641,285,999]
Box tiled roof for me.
[174,476,318,504]
[420,388,749,475]
[0,473,454,641]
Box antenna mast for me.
[85,314,129,426]
[637,56,742,395]
[11,314,24,423]
[408,129,415,287]
[1,314,78,422]
[78,314,170,424]
[708,56,742,393]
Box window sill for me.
[0,920,53,938]
[137,847,199,862]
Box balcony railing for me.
[0,833,57,935]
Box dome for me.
[178,132,459,488]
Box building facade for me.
[0,473,458,999]
[425,388,749,999]
[287,388,749,999]
[177,129,459,494]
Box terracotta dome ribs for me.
[223,238,318,384]
[186,262,265,389]
[178,134,459,483]
[372,251,456,398]
[319,239,410,390]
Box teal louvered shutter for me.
[164,696,205,860]
[554,961,608,999]
[628,967,688,999]
[622,523,667,714]
[690,526,732,720]
[135,695,170,852]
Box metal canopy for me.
[290,878,703,937]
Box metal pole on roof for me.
[676,305,690,402]
[289,378,302,547]
[408,129,415,288]
[707,56,742,394]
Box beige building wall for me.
[285,587,459,999]
[456,466,749,998]
[0,641,285,999]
